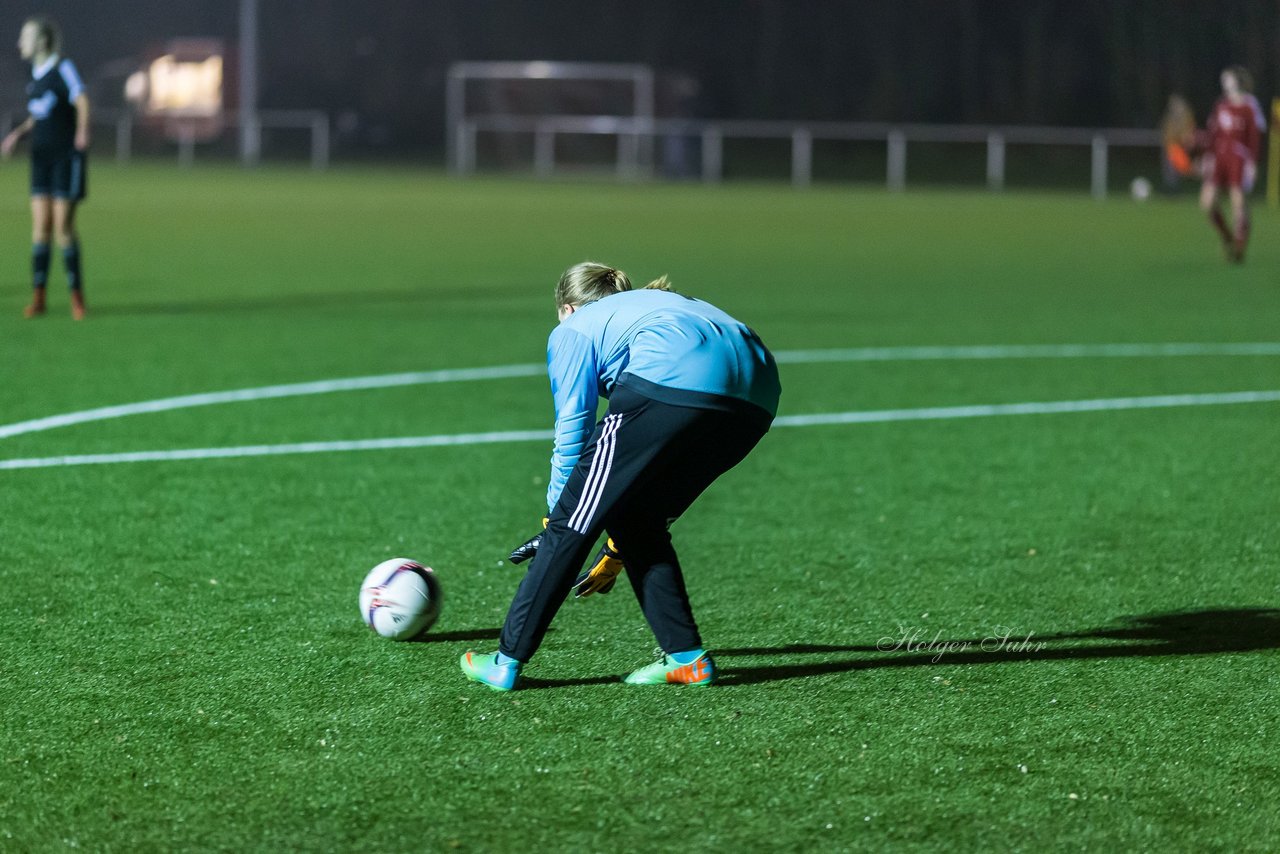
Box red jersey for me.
[1207,94,1265,163]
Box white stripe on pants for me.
[568,413,622,533]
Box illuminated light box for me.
[125,38,226,141]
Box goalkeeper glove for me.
[573,538,624,598]
[509,517,548,565]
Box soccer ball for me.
[1130,176,1152,201]
[359,558,442,640]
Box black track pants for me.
[499,384,772,662]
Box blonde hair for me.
[23,16,60,54]
[555,262,671,310]
[1225,65,1254,94]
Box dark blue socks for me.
[32,242,50,288]
[62,242,82,291]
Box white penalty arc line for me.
[3,389,1278,471]
[2,342,1279,442]
[0,363,546,441]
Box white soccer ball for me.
[359,558,442,640]
[1130,176,1152,201]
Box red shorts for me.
[1204,150,1253,191]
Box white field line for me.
[771,389,1280,427]
[0,364,545,441]
[3,390,1278,471]
[0,430,555,470]
[2,342,1279,442]
[772,342,1280,364]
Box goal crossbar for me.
[446,60,655,176]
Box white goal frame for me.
[445,61,655,178]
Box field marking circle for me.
[2,390,1279,470]
[1,342,1278,470]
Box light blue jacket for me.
[545,289,780,509]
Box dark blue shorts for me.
[31,149,87,201]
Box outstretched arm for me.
[546,325,599,511]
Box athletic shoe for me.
[624,652,716,686]
[23,289,46,318]
[70,290,86,321]
[460,650,519,692]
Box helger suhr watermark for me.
[877,626,1046,663]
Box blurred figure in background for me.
[1,16,90,319]
[1159,94,1196,193]
[1199,66,1264,263]
[659,73,702,180]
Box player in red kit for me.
[1199,66,1265,263]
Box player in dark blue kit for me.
[1,17,90,319]
[461,262,781,691]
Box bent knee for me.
[608,521,674,559]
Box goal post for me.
[446,61,655,177]
[1268,97,1280,208]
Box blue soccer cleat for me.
[460,650,520,692]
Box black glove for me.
[509,517,549,565]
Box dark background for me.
[0,0,1275,157]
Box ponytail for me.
[555,262,673,311]
[555,261,630,309]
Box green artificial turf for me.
[1,163,1278,851]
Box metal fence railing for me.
[2,107,331,169]
[452,115,1164,199]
